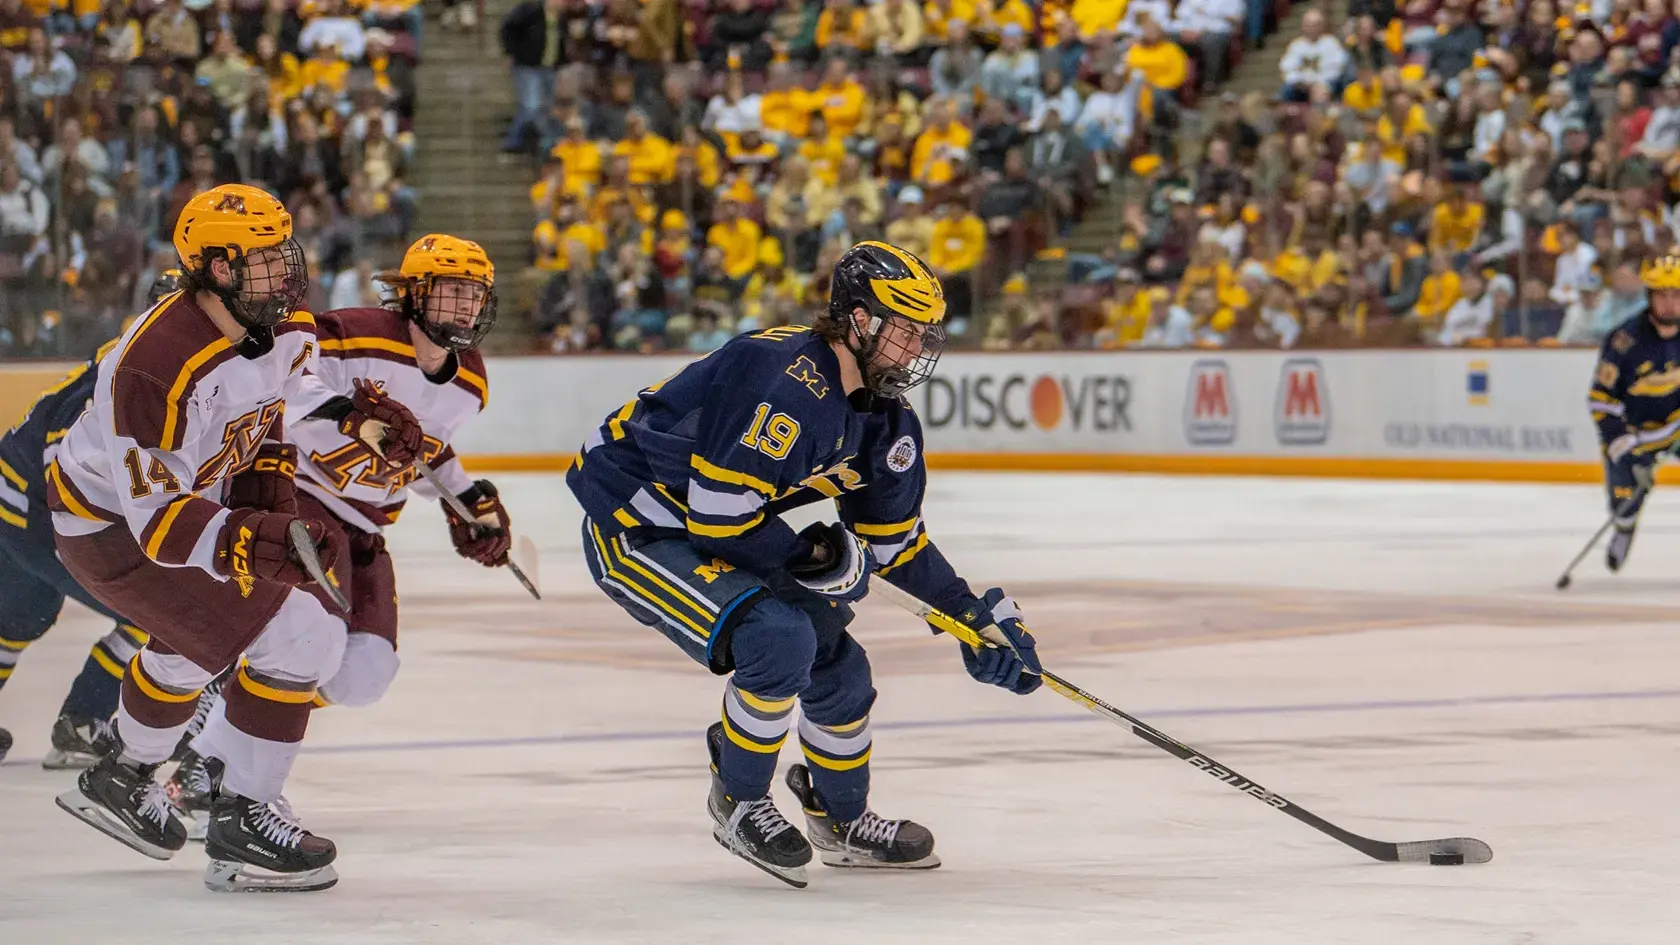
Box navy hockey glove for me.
[1608,434,1657,492]
[790,522,874,602]
[951,588,1042,695]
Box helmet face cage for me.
[409,275,496,352]
[845,308,947,400]
[209,238,308,328]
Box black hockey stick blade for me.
[289,519,349,612]
[870,579,1495,866]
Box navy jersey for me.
[0,342,113,529]
[1589,313,1680,456]
[566,326,975,615]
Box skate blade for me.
[818,848,942,870]
[711,829,809,889]
[55,787,179,861]
[204,859,339,893]
[42,748,100,770]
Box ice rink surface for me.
[4,471,1680,943]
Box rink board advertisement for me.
[0,350,1618,482]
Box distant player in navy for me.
[0,271,180,768]
[566,241,1043,888]
[1589,256,1680,571]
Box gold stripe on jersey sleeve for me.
[160,338,234,451]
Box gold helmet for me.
[393,233,497,351]
[172,184,306,328]
[1641,255,1680,291]
[827,240,947,399]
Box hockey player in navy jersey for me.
[566,241,1042,888]
[0,271,181,768]
[1590,255,1680,571]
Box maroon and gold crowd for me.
[0,0,424,358]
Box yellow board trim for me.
[800,743,872,771]
[461,452,1680,486]
[721,712,787,754]
[236,666,318,705]
[128,655,201,703]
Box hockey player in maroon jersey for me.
[47,184,425,892]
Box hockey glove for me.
[1608,434,1657,492]
[444,480,511,566]
[790,522,873,603]
[950,588,1042,695]
[341,378,425,467]
[214,509,341,589]
[225,442,298,515]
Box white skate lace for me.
[185,758,214,795]
[249,800,307,849]
[845,812,902,848]
[135,780,173,828]
[88,718,115,748]
[733,796,793,841]
[185,681,220,737]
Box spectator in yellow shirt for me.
[534,196,606,272]
[1412,251,1461,325]
[928,195,986,316]
[741,237,806,327]
[708,198,764,287]
[677,125,722,189]
[798,114,849,186]
[1429,184,1484,255]
[1096,269,1152,347]
[612,110,676,185]
[758,62,814,141]
[973,0,1034,45]
[1070,0,1123,39]
[805,152,882,227]
[870,0,925,61]
[723,126,782,174]
[813,57,867,139]
[1124,15,1189,91]
[1341,57,1383,115]
[815,0,872,53]
[922,0,977,43]
[549,117,604,195]
[911,97,972,183]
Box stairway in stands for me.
[409,0,535,351]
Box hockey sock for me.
[117,651,206,765]
[205,664,316,803]
[0,635,26,689]
[796,714,872,823]
[59,624,148,721]
[717,679,794,801]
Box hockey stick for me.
[1554,458,1665,590]
[870,579,1494,866]
[412,459,542,599]
[289,519,351,611]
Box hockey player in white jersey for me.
[166,233,509,833]
[47,184,427,892]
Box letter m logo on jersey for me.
[1184,360,1236,446]
[1274,358,1330,446]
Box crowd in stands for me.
[509,0,1680,354]
[0,0,424,358]
[509,0,1273,352]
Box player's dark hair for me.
[809,309,848,344]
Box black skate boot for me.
[705,722,811,888]
[55,754,188,859]
[0,725,11,763]
[203,793,337,892]
[786,764,939,870]
[165,749,223,842]
[1608,523,1637,572]
[42,713,117,770]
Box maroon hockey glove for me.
[215,508,341,589]
[225,442,298,515]
[341,378,424,467]
[444,480,511,567]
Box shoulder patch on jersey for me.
[886,434,917,474]
[1612,331,1635,353]
[1597,360,1619,389]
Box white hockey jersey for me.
[285,307,485,534]
[47,292,322,579]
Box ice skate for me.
[203,793,337,892]
[785,764,939,869]
[42,713,116,770]
[705,722,811,888]
[165,748,223,841]
[1607,524,1636,572]
[56,754,188,859]
[0,725,11,763]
